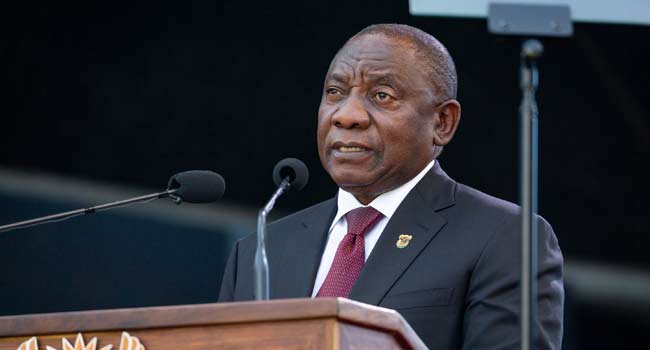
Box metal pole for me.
[0,189,177,233]
[520,39,542,350]
[254,177,290,300]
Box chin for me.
[331,172,374,190]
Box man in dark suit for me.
[219,24,563,350]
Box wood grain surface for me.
[0,298,428,350]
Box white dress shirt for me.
[311,160,435,297]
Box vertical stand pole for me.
[255,177,291,300]
[520,39,542,350]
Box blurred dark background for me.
[1,1,649,348]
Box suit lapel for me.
[270,198,337,299]
[348,163,456,305]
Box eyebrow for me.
[327,72,404,89]
[372,75,398,86]
[366,73,404,90]
[328,72,349,84]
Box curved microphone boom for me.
[0,170,225,233]
[255,158,309,300]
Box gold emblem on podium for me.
[396,234,412,248]
[17,332,145,350]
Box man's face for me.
[317,34,439,204]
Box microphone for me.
[168,170,226,203]
[0,170,226,233]
[255,158,309,300]
[272,158,309,191]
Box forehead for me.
[327,34,420,82]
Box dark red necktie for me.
[316,206,383,298]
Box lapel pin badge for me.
[396,234,412,249]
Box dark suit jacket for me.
[218,163,564,350]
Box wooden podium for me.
[0,298,427,350]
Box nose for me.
[331,93,371,129]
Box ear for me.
[432,99,461,146]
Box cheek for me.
[317,101,330,126]
[316,110,330,153]
[381,119,433,156]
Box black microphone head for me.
[167,170,225,203]
[272,158,309,191]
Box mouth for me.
[331,141,371,153]
[329,141,374,162]
[337,146,368,152]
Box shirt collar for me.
[331,159,435,229]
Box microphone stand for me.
[0,189,179,233]
[255,177,291,301]
[520,39,543,350]
[485,5,571,349]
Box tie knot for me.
[345,206,383,236]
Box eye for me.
[325,87,345,103]
[373,91,393,102]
